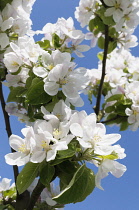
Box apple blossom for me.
[95,159,127,190]
[0,178,14,192]
[70,111,122,157]
[5,127,36,166]
[31,120,70,162]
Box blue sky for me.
[1,0,139,209]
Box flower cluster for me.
[0,178,16,207]
[5,100,126,190]
[75,0,139,50]
[0,0,35,49]
[86,49,139,131]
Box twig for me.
[101,115,127,124]
[95,24,109,116]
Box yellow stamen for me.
[18,144,27,153]
[59,78,68,85]
[53,128,62,137]
[41,140,49,151]
[11,61,19,67]
[47,64,54,70]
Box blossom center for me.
[92,135,102,144]
[47,64,54,70]
[18,144,28,154]
[55,113,62,119]
[53,128,62,138]
[85,7,92,12]
[59,78,68,85]
[41,140,50,151]
[11,61,19,67]
[133,110,138,116]
[114,3,120,9]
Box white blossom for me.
[5,127,36,166]
[95,159,127,190]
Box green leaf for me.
[7,86,26,103]
[109,27,118,38]
[0,205,5,210]
[26,79,52,105]
[120,120,129,131]
[0,68,6,80]
[53,164,95,204]
[50,158,66,166]
[102,16,115,26]
[105,113,117,125]
[40,163,55,187]
[106,94,123,102]
[52,33,62,48]
[107,40,117,54]
[75,167,95,203]
[89,16,105,33]
[105,106,115,113]
[122,98,132,106]
[97,7,115,26]
[16,162,40,194]
[57,141,77,159]
[89,19,95,32]
[36,40,50,50]
[3,187,16,200]
[97,52,103,61]
[25,77,33,89]
[27,104,34,118]
[97,36,105,49]
[88,89,93,104]
[115,104,128,116]
[44,100,57,112]
[57,161,80,190]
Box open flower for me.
[95,159,127,190]
[70,112,121,156]
[31,120,70,162]
[0,178,14,192]
[5,127,36,166]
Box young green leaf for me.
[7,86,27,103]
[97,36,105,49]
[16,162,40,194]
[106,94,123,102]
[52,33,62,48]
[26,79,52,105]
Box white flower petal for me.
[44,81,59,96]
[70,123,83,137]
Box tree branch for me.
[101,115,127,124]
[26,179,45,210]
[0,81,31,209]
[0,81,19,181]
[95,25,109,116]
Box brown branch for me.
[26,179,45,210]
[0,81,31,209]
[101,115,127,124]
[95,24,109,116]
[0,81,19,181]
